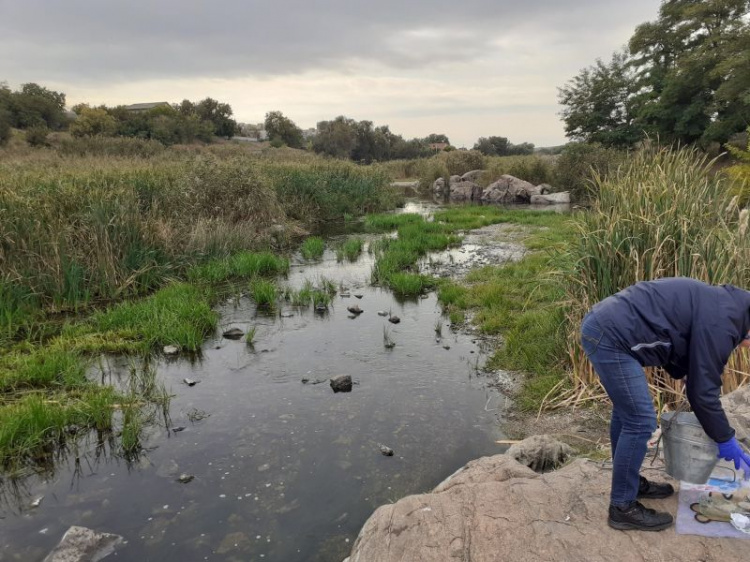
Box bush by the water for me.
[445,150,485,176]
[553,143,624,202]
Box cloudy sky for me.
[0,0,661,147]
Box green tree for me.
[424,133,450,145]
[25,125,49,147]
[196,97,237,139]
[558,52,642,148]
[312,116,357,158]
[70,106,117,137]
[264,110,304,148]
[0,108,11,146]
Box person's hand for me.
[716,437,750,479]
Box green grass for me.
[245,327,257,344]
[434,210,575,410]
[251,280,278,310]
[301,237,325,260]
[64,283,218,353]
[388,273,437,296]
[336,238,364,262]
[0,349,86,393]
[365,213,423,231]
[187,251,289,284]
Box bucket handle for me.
[650,400,691,466]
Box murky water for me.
[0,202,508,562]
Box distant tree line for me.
[558,0,750,149]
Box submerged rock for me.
[354,294,364,299]
[43,526,123,562]
[163,345,179,356]
[377,311,389,317]
[347,305,363,315]
[506,434,573,473]
[222,328,244,340]
[530,192,571,205]
[177,474,194,484]
[379,445,394,456]
[388,316,401,324]
[330,375,353,393]
[182,378,198,387]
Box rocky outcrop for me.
[461,170,484,183]
[530,192,571,205]
[345,455,745,562]
[449,181,483,202]
[44,526,123,562]
[481,175,542,204]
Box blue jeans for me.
[581,311,657,507]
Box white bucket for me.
[661,411,718,484]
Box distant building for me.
[124,102,171,113]
[429,142,449,151]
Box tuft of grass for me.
[336,238,364,262]
[300,237,325,260]
[383,326,395,349]
[365,213,423,232]
[251,280,278,310]
[434,320,443,338]
[387,273,436,297]
[245,327,257,344]
[0,349,86,393]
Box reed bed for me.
[559,146,750,410]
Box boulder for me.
[506,434,574,472]
[433,177,445,193]
[345,455,746,562]
[44,526,123,562]
[449,175,462,186]
[461,169,484,183]
[537,183,553,195]
[449,181,483,202]
[330,375,353,393]
[481,175,540,204]
[530,192,571,205]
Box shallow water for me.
[0,206,508,562]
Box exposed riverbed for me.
[0,202,528,562]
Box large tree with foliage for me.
[473,135,535,156]
[264,110,304,148]
[196,97,237,139]
[0,82,68,130]
[559,0,750,148]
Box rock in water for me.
[163,345,179,356]
[43,526,123,562]
[377,311,389,317]
[330,375,353,393]
[222,328,244,340]
[506,435,574,473]
[347,305,363,315]
[354,294,364,299]
[379,445,394,456]
[388,316,401,324]
[183,378,198,387]
[177,473,195,484]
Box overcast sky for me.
[0,0,661,147]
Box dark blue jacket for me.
[592,277,750,443]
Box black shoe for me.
[608,501,673,531]
[637,476,674,499]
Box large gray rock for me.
[530,192,571,205]
[44,526,123,562]
[432,177,445,193]
[449,181,483,202]
[460,169,484,183]
[449,175,462,186]
[345,455,745,562]
[481,175,541,204]
[330,374,353,393]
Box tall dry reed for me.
[561,146,750,409]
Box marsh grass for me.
[245,327,257,344]
[66,283,218,354]
[562,146,750,409]
[187,252,289,284]
[251,280,278,310]
[336,238,364,262]
[301,237,325,260]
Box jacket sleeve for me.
[685,322,736,443]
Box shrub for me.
[553,142,624,202]
[25,125,49,147]
[727,127,750,205]
[0,110,10,146]
[482,155,554,186]
[444,150,485,176]
[57,136,165,158]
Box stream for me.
[0,202,519,562]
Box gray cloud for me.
[0,0,658,83]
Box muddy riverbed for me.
[0,202,527,562]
